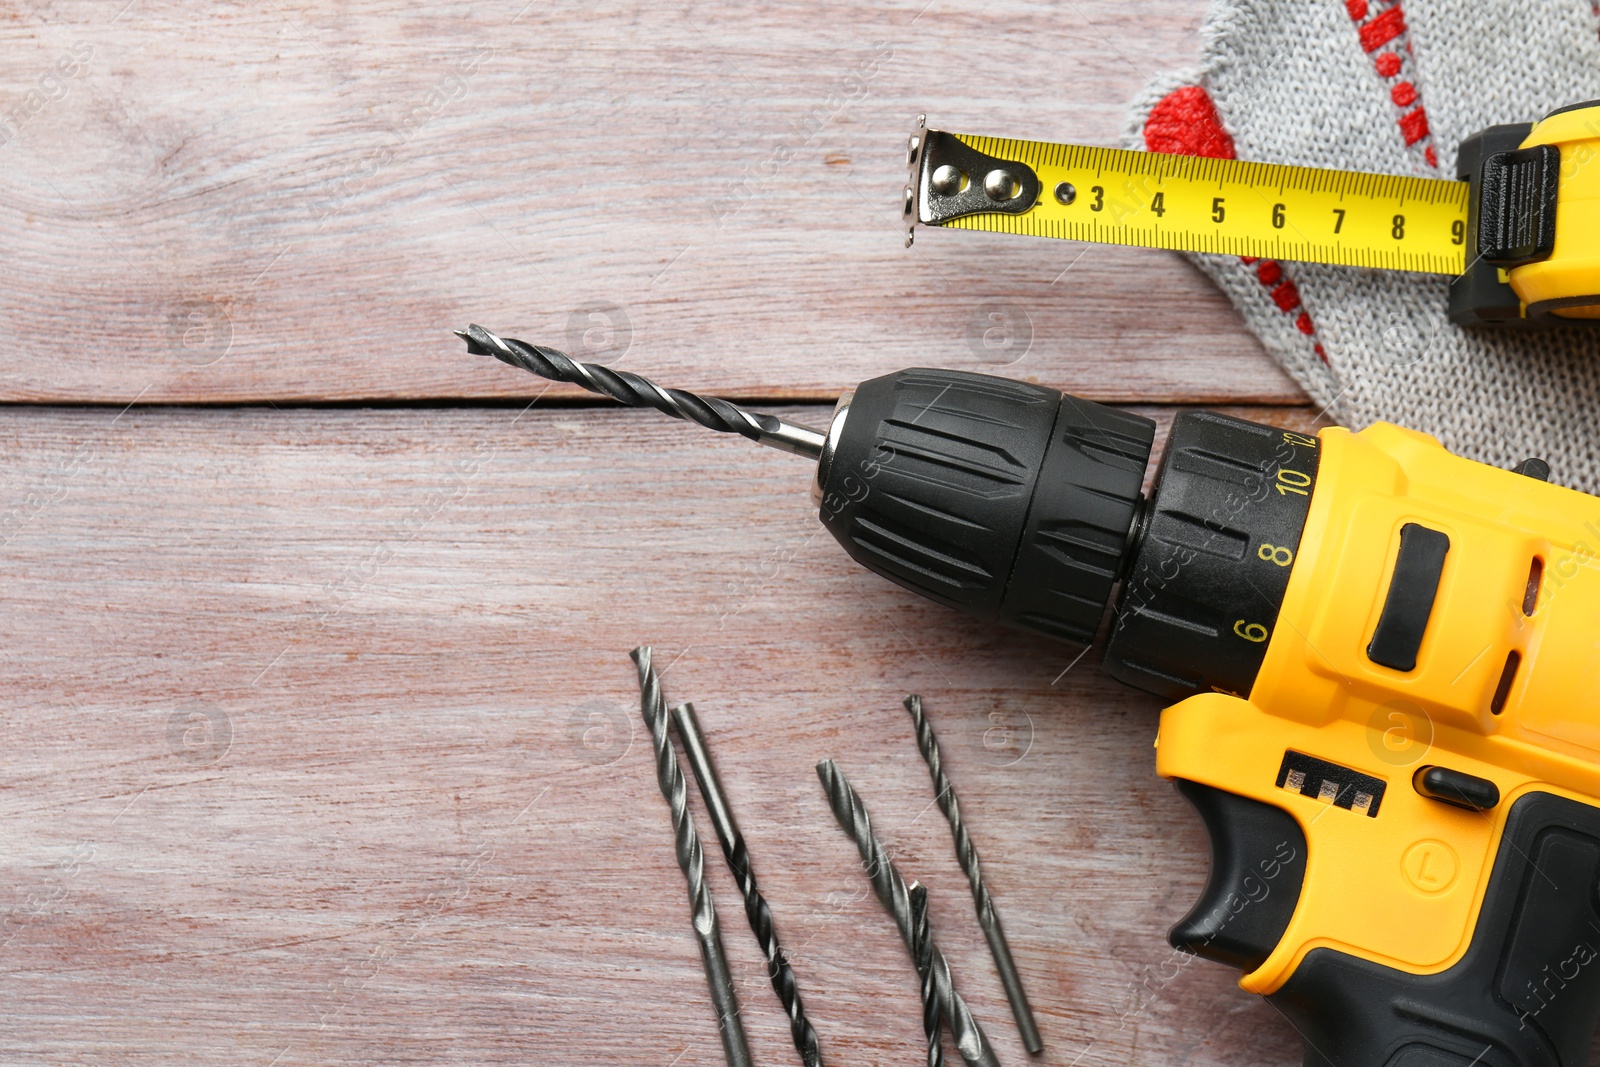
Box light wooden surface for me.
[0,0,1302,405]
[0,3,1347,1066]
[0,404,1327,1066]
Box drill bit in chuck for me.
[909,883,945,1067]
[671,701,824,1067]
[459,324,826,458]
[632,647,753,1067]
[905,695,1041,1053]
[815,758,1001,1067]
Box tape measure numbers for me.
[904,121,1470,274]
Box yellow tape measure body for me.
[930,134,1471,274]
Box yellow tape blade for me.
[941,134,1471,275]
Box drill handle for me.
[1174,781,1600,1066]
[1275,790,1600,1067]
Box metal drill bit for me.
[458,324,826,458]
[815,759,1001,1067]
[904,695,1041,1053]
[631,647,753,1067]
[671,701,824,1067]
[909,883,945,1067]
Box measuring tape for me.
[901,106,1600,323]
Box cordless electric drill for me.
[461,324,1600,1067]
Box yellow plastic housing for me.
[1155,422,1600,994]
[1509,103,1600,317]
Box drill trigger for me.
[1168,779,1307,972]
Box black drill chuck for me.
[814,368,1152,646]
[814,369,1319,701]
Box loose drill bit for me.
[904,695,1041,1053]
[909,883,945,1067]
[671,702,824,1067]
[458,324,826,458]
[632,647,753,1067]
[815,759,1001,1067]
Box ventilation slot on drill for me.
[1491,650,1522,715]
[1522,557,1543,616]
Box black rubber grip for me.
[1367,523,1450,672]
[1268,791,1600,1067]
[1168,780,1306,971]
[1476,144,1560,267]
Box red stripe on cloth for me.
[1399,107,1430,145]
[1143,85,1236,159]
[1359,6,1406,51]
[1271,280,1302,312]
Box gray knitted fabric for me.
[1123,0,1600,490]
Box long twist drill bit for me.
[909,883,945,1067]
[632,647,753,1067]
[815,759,1001,1067]
[905,695,1041,1053]
[458,324,826,458]
[671,702,824,1067]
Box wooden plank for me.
[0,2,1303,405]
[0,402,1323,1065]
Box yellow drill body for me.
[1157,421,1600,995]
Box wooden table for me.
[1,4,1325,1064]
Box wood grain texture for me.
[0,402,1331,1066]
[1,3,1336,1062]
[0,1,1305,405]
